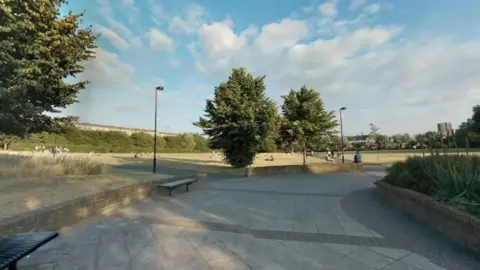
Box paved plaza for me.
[18,172,480,269]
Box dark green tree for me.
[194,68,277,168]
[0,0,98,137]
[456,105,480,148]
[279,86,337,164]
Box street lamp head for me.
[340,107,347,111]
[155,86,164,91]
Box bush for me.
[383,155,480,216]
[8,127,211,153]
[0,153,111,179]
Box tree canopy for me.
[0,0,97,137]
[194,68,277,168]
[456,105,480,148]
[279,86,337,164]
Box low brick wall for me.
[0,174,201,235]
[246,163,363,177]
[375,181,480,256]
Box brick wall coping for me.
[375,181,480,256]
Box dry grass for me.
[85,152,329,170]
[0,152,111,180]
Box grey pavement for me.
[18,173,480,269]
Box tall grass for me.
[383,155,480,216]
[0,153,111,179]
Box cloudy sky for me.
[63,0,480,136]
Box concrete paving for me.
[18,173,480,269]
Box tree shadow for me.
[341,187,480,269]
[110,155,245,179]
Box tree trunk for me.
[303,147,306,165]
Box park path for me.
[17,173,480,269]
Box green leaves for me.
[383,155,480,217]
[455,105,480,148]
[0,0,97,137]
[194,68,276,168]
[279,86,338,161]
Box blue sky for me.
[63,0,480,136]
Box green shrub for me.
[8,127,211,153]
[382,155,480,216]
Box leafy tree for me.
[0,135,18,150]
[194,68,277,168]
[131,133,153,148]
[176,134,196,151]
[456,105,480,148]
[328,135,352,151]
[279,86,337,164]
[0,0,97,137]
[259,112,281,153]
[376,135,390,150]
[192,134,210,152]
[366,123,380,149]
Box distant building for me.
[73,122,176,137]
[437,122,455,137]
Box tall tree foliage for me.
[194,68,277,168]
[279,86,337,164]
[0,0,97,137]
[456,105,480,148]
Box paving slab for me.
[16,173,480,269]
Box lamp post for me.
[340,107,346,164]
[153,85,164,173]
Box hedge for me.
[8,126,211,153]
[382,155,480,217]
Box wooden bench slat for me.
[0,232,58,269]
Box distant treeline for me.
[8,126,211,153]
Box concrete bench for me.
[0,232,58,270]
[158,178,198,196]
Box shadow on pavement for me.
[111,155,243,182]
[341,188,480,269]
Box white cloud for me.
[94,18,143,50]
[198,20,246,57]
[364,3,381,14]
[349,0,367,10]
[191,5,480,134]
[302,5,315,14]
[105,16,133,37]
[254,19,309,54]
[97,0,113,17]
[94,24,130,50]
[79,48,134,87]
[319,0,338,20]
[150,2,167,25]
[168,4,205,34]
[147,28,174,51]
[241,25,259,37]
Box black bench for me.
[158,178,198,196]
[0,232,58,270]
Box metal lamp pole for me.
[340,107,346,163]
[153,86,164,174]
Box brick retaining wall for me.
[375,181,480,256]
[0,174,201,235]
